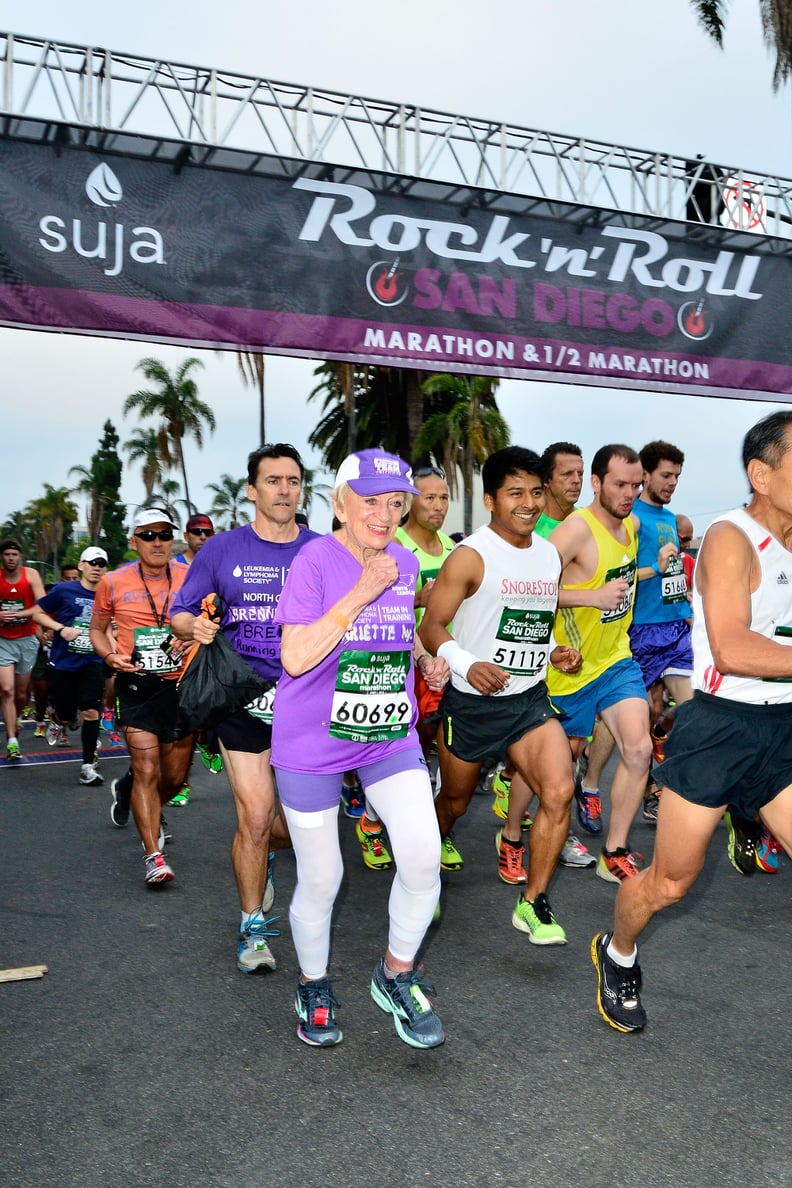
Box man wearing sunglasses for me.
[89,510,193,887]
[176,514,215,566]
[31,548,110,784]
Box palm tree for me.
[27,485,79,574]
[146,479,187,525]
[123,356,216,514]
[235,352,266,444]
[124,426,166,502]
[691,1,792,87]
[414,374,511,535]
[300,467,332,519]
[206,473,250,529]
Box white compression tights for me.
[282,768,441,980]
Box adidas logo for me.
[777,572,789,585]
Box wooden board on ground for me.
[0,964,48,983]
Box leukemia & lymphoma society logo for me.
[365,258,409,306]
[38,161,165,277]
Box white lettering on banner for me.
[363,326,516,361]
[588,352,710,379]
[294,179,764,301]
[39,216,164,278]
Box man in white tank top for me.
[592,410,792,1033]
[421,446,582,946]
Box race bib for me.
[67,618,94,655]
[600,562,637,624]
[1,598,26,626]
[133,625,181,674]
[660,554,688,604]
[245,684,277,724]
[330,650,411,743]
[492,607,553,675]
[763,624,792,682]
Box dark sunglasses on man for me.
[135,530,175,542]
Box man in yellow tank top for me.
[547,445,653,883]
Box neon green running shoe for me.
[6,740,21,762]
[168,784,190,807]
[355,819,393,870]
[512,892,567,945]
[197,741,223,774]
[491,770,533,829]
[440,834,464,871]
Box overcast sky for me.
[2,0,790,536]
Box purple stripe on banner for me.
[2,283,792,399]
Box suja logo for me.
[38,162,165,277]
[366,259,409,306]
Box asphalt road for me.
[2,726,790,1187]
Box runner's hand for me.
[466,661,510,696]
[355,549,399,602]
[594,578,630,611]
[550,645,582,674]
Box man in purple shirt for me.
[171,444,317,974]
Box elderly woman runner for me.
[271,449,448,1048]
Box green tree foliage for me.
[307,363,429,470]
[26,485,79,577]
[123,356,216,514]
[691,1,792,87]
[414,374,510,535]
[69,420,127,563]
[206,474,251,529]
[124,426,166,503]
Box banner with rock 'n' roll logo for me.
[1,131,791,401]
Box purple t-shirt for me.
[170,523,318,681]
[271,533,420,778]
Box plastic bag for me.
[176,593,273,732]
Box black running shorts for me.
[656,691,792,819]
[439,680,558,764]
[49,665,104,721]
[115,672,192,742]
[214,705,273,754]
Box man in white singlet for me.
[592,410,792,1033]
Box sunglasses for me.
[188,528,214,537]
[414,466,446,480]
[84,558,108,567]
[678,537,693,546]
[134,530,174,542]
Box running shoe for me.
[491,769,511,819]
[560,832,596,868]
[591,931,647,1032]
[356,819,393,870]
[295,976,342,1046]
[238,907,280,973]
[197,740,223,774]
[168,784,190,807]
[100,708,115,732]
[46,721,60,747]
[724,810,759,876]
[650,728,667,766]
[57,726,69,747]
[756,824,782,874]
[596,848,644,884]
[574,776,602,834]
[491,770,533,828]
[159,815,172,847]
[262,852,276,913]
[643,787,661,823]
[341,779,366,819]
[79,762,103,786]
[34,723,47,738]
[6,739,21,762]
[496,828,527,884]
[439,833,464,871]
[143,851,174,886]
[511,892,567,945]
[370,958,445,1049]
[110,774,131,828]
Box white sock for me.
[607,938,637,967]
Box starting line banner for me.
[1,133,791,400]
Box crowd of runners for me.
[2,410,792,1047]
